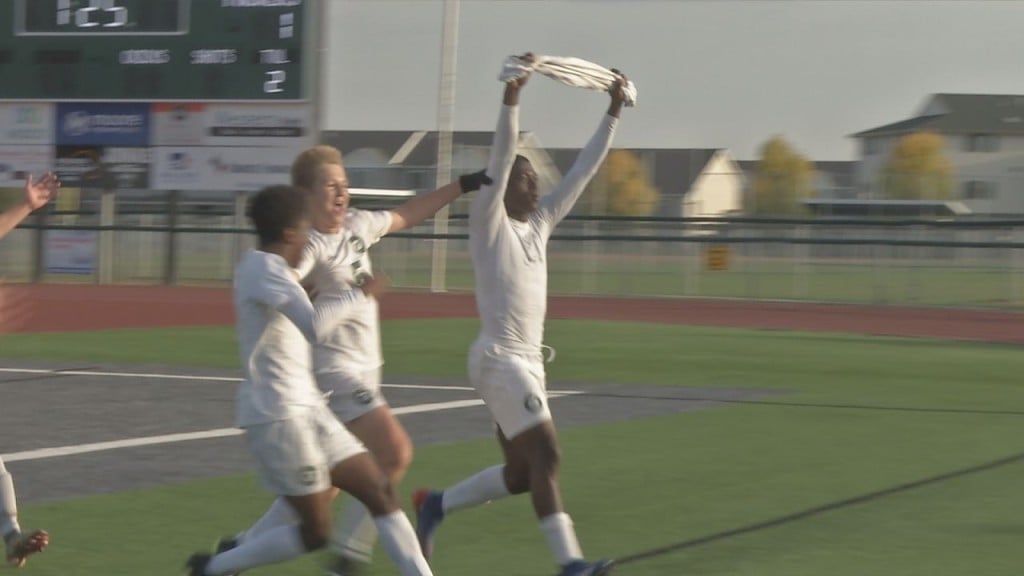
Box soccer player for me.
[412,60,629,576]
[1,172,60,568]
[185,185,432,576]
[217,146,489,575]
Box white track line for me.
[0,392,581,463]
[0,367,582,395]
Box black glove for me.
[459,170,493,194]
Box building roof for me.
[853,93,1024,137]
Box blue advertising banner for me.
[55,103,150,147]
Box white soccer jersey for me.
[470,104,617,352]
[295,209,393,374]
[233,250,362,427]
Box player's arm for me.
[292,240,319,298]
[255,262,385,344]
[538,74,627,226]
[386,170,490,233]
[275,277,387,344]
[469,66,530,235]
[0,173,59,240]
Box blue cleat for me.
[559,559,616,576]
[411,488,445,560]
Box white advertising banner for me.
[153,146,302,191]
[44,230,98,276]
[0,103,54,145]
[151,103,313,148]
[0,146,54,187]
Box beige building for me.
[852,93,1024,215]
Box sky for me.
[322,0,1024,161]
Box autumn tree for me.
[751,136,815,215]
[880,132,954,200]
[589,149,660,217]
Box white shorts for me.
[468,337,552,440]
[316,367,386,423]
[244,404,368,496]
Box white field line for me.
[0,370,582,463]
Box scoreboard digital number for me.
[0,0,307,101]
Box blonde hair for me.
[291,145,343,189]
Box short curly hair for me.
[291,145,343,190]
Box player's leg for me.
[184,414,337,576]
[1,458,48,568]
[316,405,430,576]
[330,401,414,573]
[217,370,412,574]
[220,367,394,554]
[412,343,539,558]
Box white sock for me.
[205,524,306,575]
[329,498,378,563]
[0,459,20,538]
[441,465,510,514]
[240,497,297,543]
[373,511,433,576]
[540,513,584,566]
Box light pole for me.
[430,0,460,292]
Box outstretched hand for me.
[607,68,629,118]
[506,52,535,89]
[23,172,59,211]
[459,169,493,194]
[503,52,534,106]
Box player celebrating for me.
[1,172,60,569]
[216,146,489,575]
[412,58,629,576]
[185,185,432,576]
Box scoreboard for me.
[0,0,309,101]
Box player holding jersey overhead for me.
[413,56,629,576]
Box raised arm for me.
[538,73,628,227]
[470,73,529,235]
[386,170,491,233]
[0,173,59,240]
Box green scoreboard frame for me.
[0,0,312,101]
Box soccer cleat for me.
[4,529,49,568]
[558,559,616,576]
[411,488,445,560]
[183,552,212,576]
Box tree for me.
[880,132,954,200]
[590,149,660,217]
[751,136,815,215]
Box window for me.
[963,181,997,199]
[862,138,880,155]
[964,134,999,152]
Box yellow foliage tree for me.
[880,132,955,200]
[752,136,815,215]
[590,149,660,216]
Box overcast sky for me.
[323,0,1024,160]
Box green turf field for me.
[2,319,1023,575]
